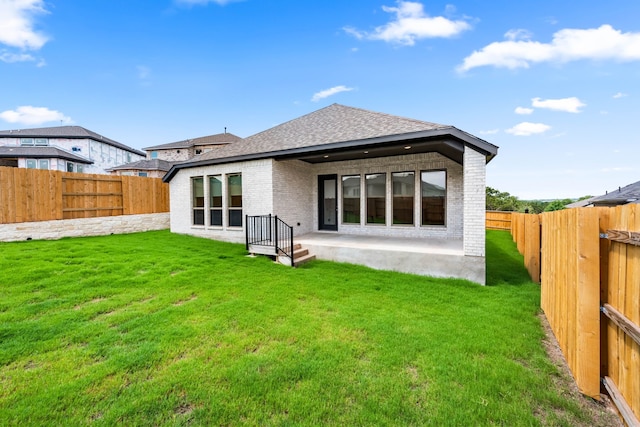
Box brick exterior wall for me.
[272,160,315,235]
[169,159,274,244]
[313,152,464,239]
[152,149,191,162]
[170,152,476,242]
[0,213,169,242]
[463,147,486,257]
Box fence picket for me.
[0,167,169,224]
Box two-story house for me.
[0,126,146,174]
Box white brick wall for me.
[169,160,274,244]
[168,150,488,251]
[463,147,486,257]
[0,213,169,242]
[313,152,464,239]
[272,160,315,235]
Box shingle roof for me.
[144,132,243,151]
[106,159,175,172]
[164,104,498,182]
[0,146,94,163]
[0,126,146,156]
[195,104,448,162]
[588,180,640,206]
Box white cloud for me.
[458,24,640,72]
[0,0,49,50]
[613,92,628,98]
[0,50,35,63]
[0,106,72,126]
[515,107,533,115]
[532,97,585,113]
[311,85,354,102]
[506,122,551,136]
[344,1,471,46]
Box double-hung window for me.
[366,173,386,225]
[209,175,223,226]
[342,175,361,224]
[192,177,205,225]
[421,170,446,226]
[392,172,414,225]
[227,174,242,227]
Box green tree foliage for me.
[543,199,574,212]
[486,187,521,211]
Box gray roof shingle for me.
[588,180,640,205]
[0,146,94,163]
[194,104,448,162]
[0,126,146,156]
[106,159,175,172]
[164,104,498,182]
[144,132,243,151]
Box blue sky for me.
[1,0,639,199]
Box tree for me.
[543,199,574,212]
[486,187,521,211]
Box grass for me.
[0,229,597,425]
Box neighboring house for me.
[163,104,498,284]
[572,180,640,208]
[0,126,146,174]
[106,159,175,178]
[144,132,243,162]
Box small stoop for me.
[278,243,315,267]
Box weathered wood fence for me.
[0,167,169,224]
[505,206,639,425]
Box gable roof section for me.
[0,146,94,164]
[106,158,175,172]
[164,104,498,182]
[144,132,243,151]
[0,126,146,156]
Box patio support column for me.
[463,147,486,258]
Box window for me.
[393,172,414,225]
[366,173,386,224]
[342,175,360,224]
[227,174,242,227]
[26,159,37,168]
[77,165,84,173]
[151,151,158,159]
[67,162,75,172]
[126,153,131,162]
[39,159,49,170]
[195,149,202,155]
[138,172,148,177]
[209,175,223,226]
[421,170,446,226]
[34,138,48,146]
[192,177,205,225]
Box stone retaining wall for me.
[0,213,170,242]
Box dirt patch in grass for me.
[538,313,622,427]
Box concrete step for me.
[293,247,309,259]
[294,253,316,265]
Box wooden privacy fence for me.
[486,210,512,230]
[0,167,169,224]
[509,206,640,425]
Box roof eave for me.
[163,127,498,182]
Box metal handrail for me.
[245,214,295,266]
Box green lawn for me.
[0,230,595,425]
